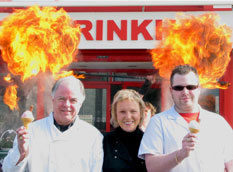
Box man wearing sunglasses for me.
[138,64,233,172]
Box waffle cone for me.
[21,118,34,129]
[189,127,200,133]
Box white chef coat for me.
[138,106,233,172]
[3,113,103,172]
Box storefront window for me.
[199,89,219,113]
[79,88,107,132]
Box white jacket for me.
[3,113,104,172]
[139,106,233,172]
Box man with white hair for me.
[3,76,103,172]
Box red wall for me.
[220,51,233,128]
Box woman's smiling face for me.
[116,99,141,132]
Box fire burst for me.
[0,6,81,110]
[3,74,18,110]
[151,13,232,89]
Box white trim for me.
[213,5,232,8]
[0,0,233,7]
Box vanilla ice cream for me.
[189,120,200,133]
[21,106,34,129]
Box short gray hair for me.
[51,76,85,102]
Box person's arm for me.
[15,127,30,165]
[225,160,233,172]
[138,74,156,97]
[221,117,233,172]
[138,79,152,98]
[145,133,198,172]
[2,127,29,172]
[146,151,180,172]
[90,132,104,172]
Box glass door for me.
[79,82,111,133]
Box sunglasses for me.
[172,85,199,91]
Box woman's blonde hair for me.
[111,89,145,128]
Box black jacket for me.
[102,127,147,172]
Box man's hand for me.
[146,74,156,84]
[16,126,29,165]
[178,133,198,160]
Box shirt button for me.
[115,149,118,152]
[114,156,117,159]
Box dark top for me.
[138,79,161,112]
[53,117,75,132]
[103,127,147,172]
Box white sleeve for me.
[2,137,28,172]
[221,118,233,163]
[90,132,104,172]
[138,116,164,159]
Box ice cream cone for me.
[189,120,200,133]
[189,127,199,133]
[21,105,34,129]
[21,118,34,129]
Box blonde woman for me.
[103,89,147,172]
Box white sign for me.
[70,11,233,49]
[1,11,233,49]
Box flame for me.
[3,74,19,110]
[3,84,19,110]
[0,6,81,110]
[0,5,81,81]
[151,13,232,89]
[54,71,85,80]
[4,73,12,82]
[76,74,85,79]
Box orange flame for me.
[151,13,232,89]
[3,74,19,110]
[54,71,85,80]
[3,73,12,82]
[3,84,19,110]
[0,6,81,110]
[76,74,85,79]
